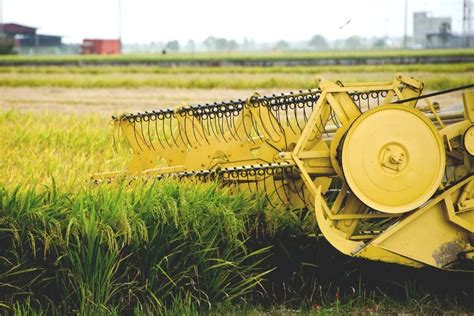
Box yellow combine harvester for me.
[95,73,474,272]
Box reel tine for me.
[250,111,263,140]
[299,90,315,129]
[138,115,152,151]
[197,114,211,145]
[176,112,192,148]
[286,173,307,207]
[167,112,180,148]
[307,113,325,142]
[242,109,256,143]
[144,112,156,151]
[320,114,331,138]
[153,111,166,149]
[329,108,340,128]
[302,93,311,123]
[263,96,281,136]
[174,113,186,148]
[217,110,229,143]
[214,102,229,142]
[131,117,143,152]
[254,166,261,195]
[280,168,292,205]
[274,104,282,127]
[281,95,298,135]
[190,111,204,146]
[297,181,309,209]
[228,104,243,142]
[292,94,304,133]
[259,167,278,209]
[206,106,217,140]
[210,113,222,142]
[255,101,277,143]
[246,167,256,193]
[159,111,172,148]
[272,166,289,205]
[143,115,155,150]
[203,113,214,140]
[224,110,239,142]
[205,104,221,142]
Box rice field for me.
[1,55,474,314]
[0,63,472,90]
[1,48,474,65]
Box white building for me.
[413,12,452,45]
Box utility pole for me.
[403,0,408,48]
[0,0,4,35]
[118,0,123,52]
[464,0,472,35]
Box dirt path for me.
[0,87,465,116]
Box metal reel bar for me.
[116,88,395,153]
[152,162,308,207]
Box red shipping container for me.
[82,39,121,55]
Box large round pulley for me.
[463,125,474,156]
[341,105,445,214]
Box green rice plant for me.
[0,111,126,190]
[0,48,473,66]
[0,71,470,90]
[0,180,273,313]
[1,63,474,75]
[1,94,474,313]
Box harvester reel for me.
[341,105,446,213]
[95,74,474,272]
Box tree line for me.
[156,34,392,53]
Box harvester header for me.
[96,73,474,272]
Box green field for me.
[1,112,473,314]
[0,63,472,90]
[1,49,474,65]
[1,53,474,314]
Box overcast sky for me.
[3,0,465,43]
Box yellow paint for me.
[96,74,474,272]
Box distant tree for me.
[166,40,180,52]
[308,35,328,50]
[227,40,239,51]
[242,37,255,50]
[215,38,229,51]
[203,36,217,51]
[185,40,196,53]
[242,37,256,51]
[204,37,239,52]
[0,35,15,55]
[372,38,387,48]
[274,40,290,51]
[345,36,362,49]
